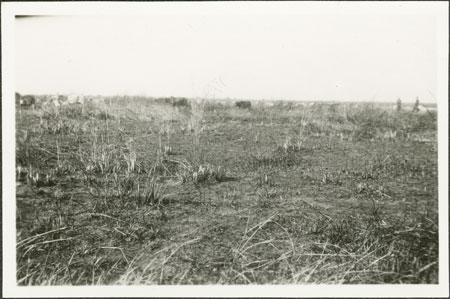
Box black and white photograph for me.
[2,1,449,297]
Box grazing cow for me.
[172,98,189,107]
[20,95,35,109]
[236,101,251,109]
[163,97,174,105]
[15,92,21,105]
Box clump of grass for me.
[133,174,165,207]
[356,182,392,200]
[310,205,438,283]
[256,187,278,208]
[189,99,205,147]
[116,237,200,285]
[189,164,227,184]
[16,164,57,187]
[320,171,343,186]
[350,153,431,182]
[224,203,438,284]
[162,145,173,155]
[81,136,121,175]
[248,150,301,170]
[16,129,46,168]
[123,150,137,174]
[184,98,208,166]
[276,137,303,153]
[149,150,180,177]
[257,171,275,187]
[228,214,294,283]
[157,123,174,154]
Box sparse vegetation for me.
[16,97,438,285]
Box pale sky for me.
[15,9,438,102]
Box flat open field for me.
[15,98,438,285]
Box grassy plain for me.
[15,97,438,285]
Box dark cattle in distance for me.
[16,92,21,105]
[20,95,36,109]
[172,98,190,107]
[162,97,174,105]
[236,101,251,109]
